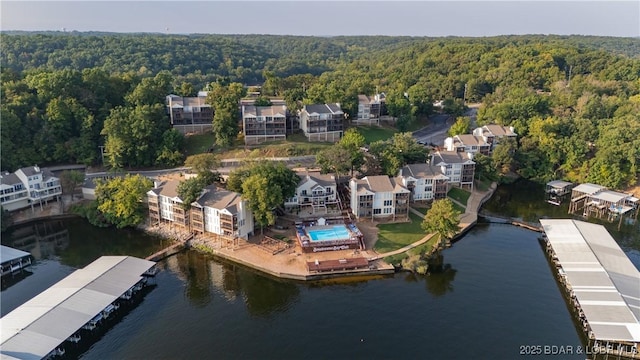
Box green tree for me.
[59,170,85,200]
[177,177,206,210]
[492,137,518,175]
[472,153,498,182]
[316,146,352,178]
[242,175,279,230]
[156,129,185,167]
[185,153,221,173]
[253,96,272,106]
[448,116,471,136]
[442,98,467,117]
[95,175,153,228]
[421,199,461,241]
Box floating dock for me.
[1,245,32,277]
[0,256,156,360]
[540,219,639,358]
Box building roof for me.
[303,103,343,115]
[363,175,394,192]
[453,134,488,147]
[546,180,573,189]
[0,172,22,186]
[239,98,287,107]
[400,163,448,179]
[16,166,42,177]
[298,171,335,188]
[573,183,607,195]
[0,256,155,360]
[481,124,517,137]
[149,180,181,199]
[166,94,209,109]
[0,245,30,265]
[540,219,640,342]
[590,190,630,204]
[431,151,474,165]
[243,105,287,118]
[193,185,242,213]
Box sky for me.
[2,1,639,37]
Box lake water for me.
[5,217,632,359]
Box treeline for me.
[2,32,639,188]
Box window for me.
[383,200,392,206]
[373,208,381,215]
[384,208,391,214]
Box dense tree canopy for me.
[1,33,639,188]
[95,175,153,228]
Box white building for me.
[147,180,189,228]
[398,164,450,202]
[430,151,476,189]
[284,172,338,216]
[355,94,385,126]
[472,124,517,151]
[191,185,254,239]
[299,103,344,142]
[349,175,410,219]
[444,134,491,155]
[1,166,62,212]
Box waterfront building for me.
[568,183,639,221]
[0,245,32,277]
[349,175,410,220]
[190,185,254,240]
[241,105,287,145]
[284,171,339,217]
[398,163,449,202]
[298,103,344,142]
[430,151,475,190]
[147,180,190,229]
[165,92,213,134]
[540,219,640,357]
[0,165,62,212]
[545,180,574,205]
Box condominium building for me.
[0,165,62,211]
[165,92,213,134]
[430,151,476,189]
[349,175,410,219]
[398,164,449,201]
[242,105,287,145]
[299,103,344,142]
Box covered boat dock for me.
[1,245,32,277]
[545,180,573,205]
[1,256,155,360]
[540,219,640,357]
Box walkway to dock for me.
[371,182,498,260]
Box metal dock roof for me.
[1,246,31,265]
[0,256,155,360]
[540,219,640,343]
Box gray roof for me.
[0,246,30,265]
[297,171,335,188]
[453,134,488,147]
[1,256,155,360]
[573,183,607,195]
[431,151,474,165]
[193,185,242,213]
[0,172,22,186]
[540,219,640,342]
[243,105,287,118]
[16,166,41,177]
[400,164,448,179]
[546,180,573,189]
[150,180,181,199]
[303,103,343,115]
[481,124,517,137]
[590,190,630,204]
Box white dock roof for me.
[1,246,31,265]
[572,183,607,195]
[540,219,640,343]
[0,256,155,360]
[546,180,572,189]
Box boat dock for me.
[1,245,32,277]
[540,219,640,358]
[1,256,156,360]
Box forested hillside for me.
[1,33,639,188]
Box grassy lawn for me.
[412,205,429,215]
[383,233,442,265]
[184,132,215,156]
[354,126,397,144]
[374,213,426,253]
[448,187,471,205]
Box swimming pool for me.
[307,225,351,242]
